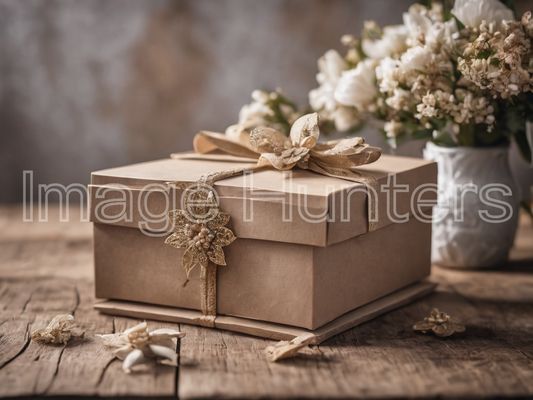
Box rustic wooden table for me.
[1,204,532,399]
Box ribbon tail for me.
[195,131,260,159]
[198,164,269,187]
[167,165,268,191]
[307,159,379,233]
[193,261,218,328]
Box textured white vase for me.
[423,142,520,268]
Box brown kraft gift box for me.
[89,153,437,343]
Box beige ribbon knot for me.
[193,113,381,232]
[166,113,381,327]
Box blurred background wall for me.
[0,0,531,202]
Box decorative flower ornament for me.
[250,113,381,172]
[165,195,236,284]
[413,308,466,337]
[31,314,84,345]
[100,322,185,373]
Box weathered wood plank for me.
[0,206,179,397]
[0,278,80,397]
[0,317,31,371]
[177,213,533,399]
[0,204,93,280]
[42,279,116,397]
[0,204,532,399]
[179,284,533,399]
[0,205,92,243]
[0,277,180,398]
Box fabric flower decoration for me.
[250,113,381,172]
[100,322,185,373]
[165,205,236,282]
[413,308,466,337]
[31,314,84,345]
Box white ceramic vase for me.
[423,142,520,268]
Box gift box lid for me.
[89,154,437,247]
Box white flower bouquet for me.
[231,0,533,163]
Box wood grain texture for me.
[0,205,179,398]
[0,204,532,399]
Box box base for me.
[94,281,436,344]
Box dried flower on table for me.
[31,314,84,344]
[99,322,185,373]
[413,308,466,337]
[265,333,315,362]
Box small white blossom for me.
[376,57,401,92]
[384,120,403,138]
[385,88,411,110]
[333,106,360,132]
[403,4,434,38]
[362,25,408,60]
[459,16,533,99]
[309,49,361,131]
[452,0,514,29]
[100,322,185,374]
[400,46,434,72]
[334,59,378,110]
[309,50,347,116]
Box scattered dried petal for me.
[265,333,315,362]
[31,314,84,345]
[413,309,465,337]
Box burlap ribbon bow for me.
[166,113,381,327]
[193,113,381,229]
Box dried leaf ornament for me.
[413,308,466,337]
[250,113,381,171]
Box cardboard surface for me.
[89,155,437,247]
[94,281,436,343]
[94,216,432,330]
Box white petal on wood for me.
[148,344,178,366]
[122,349,146,373]
[123,322,147,336]
[152,338,175,349]
[97,333,128,348]
[115,345,133,361]
[149,328,186,339]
